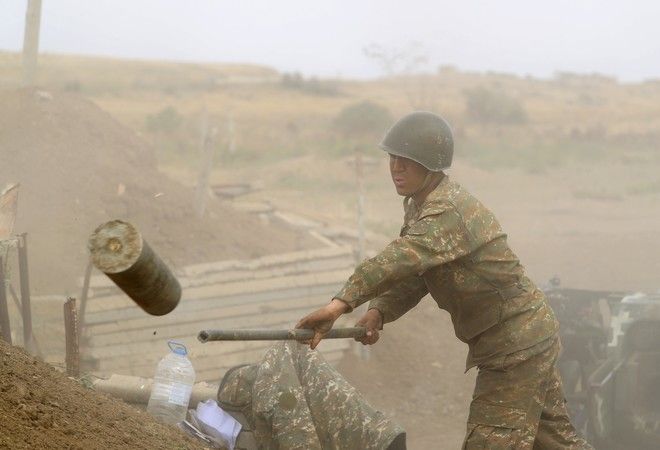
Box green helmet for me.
[379,111,454,171]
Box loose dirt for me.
[0,88,317,295]
[0,338,207,450]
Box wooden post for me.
[78,260,93,334]
[22,0,42,86]
[227,113,236,156]
[17,233,34,353]
[63,297,79,377]
[354,147,370,361]
[8,284,43,358]
[355,147,366,264]
[0,255,11,343]
[195,107,215,219]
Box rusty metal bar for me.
[0,255,11,343]
[63,297,80,377]
[198,327,367,343]
[17,233,33,353]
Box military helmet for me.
[379,111,454,171]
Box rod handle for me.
[197,327,367,343]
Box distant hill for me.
[0,51,279,93]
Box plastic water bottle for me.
[146,341,196,425]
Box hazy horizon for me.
[2,0,660,81]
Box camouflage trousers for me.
[463,336,593,450]
[217,341,406,450]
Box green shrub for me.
[280,72,339,96]
[333,101,392,139]
[145,106,183,133]
[463,87,527,124]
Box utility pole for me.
[195,108,216,219]
[355,147,366,264]
[227,113,236,156]
[354,146,370,361]
[22,0,43,86]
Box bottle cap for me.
[168,340,187,356]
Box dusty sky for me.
[2,0,659,80]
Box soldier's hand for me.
[355,308,383,345]
[296,299,349,350]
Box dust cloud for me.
[1,4,659,450]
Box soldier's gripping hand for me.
[296,298,350,350]
[355,308,383,345]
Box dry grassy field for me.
[2,51,660,449]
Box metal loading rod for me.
[197,327,367,343]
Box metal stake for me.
[0,255,11,343]
[17,233,34,353]
[63,297,80,377]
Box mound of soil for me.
[0,339,207,449]
[0,88,316,294]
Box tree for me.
[333,101,392,142]
[363,42,440,110]
[463,87,527,125]
[145,106,183,133]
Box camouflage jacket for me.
[335,176,559,369]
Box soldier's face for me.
[389,154,429,196]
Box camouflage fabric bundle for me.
[217,341,405,450]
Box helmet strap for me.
[411,171,443,205]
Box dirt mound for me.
[0,88,316,294]
[0,339,206,449]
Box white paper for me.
[195,399,242,450]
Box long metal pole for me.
[63,297,80,377]
[22,0,42,86]
[0,255,12,343]
[17,234,33,353]
[198,327,366,343]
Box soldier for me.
[296,112,593,449]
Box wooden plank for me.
[272,211,321,229]
[83,256,354,300]
[84,269,351,314]
[81,245,353,289]
[90,259,352,309]
[82,247,358,384]
[174,256,353,291]
[193,349,347,383]
[89,313,354,363]
[96,336,351,373]
[63,298,79,377]
[87,292,331,335]
[99,339,349,375]
[84,280,343,326]
[89,308,318,348]
[0,184,20,240]
[84,270,350,320]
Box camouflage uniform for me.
[217,341,406,450]
[335,175,592,449]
